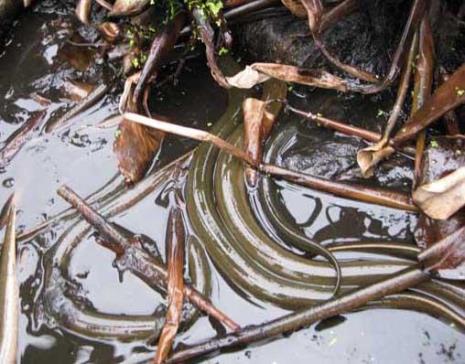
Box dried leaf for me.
[414,137,465,250]
[63,80,95,102]
[58,34,95,72]
[300,0,324,32]
[154,208,185,364]
[356,142,395,178]
[242,80,286,186]
[281,0,307,18]
[413,166,465,220]
[98,22,121,43]
[253,63,349,92]
[110,0,150,17]
[227,63,349,91]
[418,226,465,280]
[75,0,92,25]
[226,66,270,89]
[243,98,266,186]
[113,119,164,184]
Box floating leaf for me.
[413,166,465,220]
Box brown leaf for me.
[356,142,395,178]
[242,80,286,186]
[418,226,465,280]
[414,137,465,249]
[227,63,349,91]
[154,207,185,364]
[110,0,150,17]
[98,22,121,43]
[253,63,349,92]
[281,0,307,18]
[58,34,95,72]
[413,166,465,220]
[243,98,266,187]
[63,80,95,102]
[113,119,164,184]
[75,0,92,25]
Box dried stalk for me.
[356,34,418,177]
[124,112,417,211]
[166,230,464,363]
[413,14,434,187]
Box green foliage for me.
[186,0,224,20]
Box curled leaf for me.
[413,166,465,220]
[113,119,164,184]
[243,98,266,187]
[98,22,121,43]
[243,80,286,186]
[414,137,465,250]
[75,0,92,25]
[109,0,150,17]
[356,142,395,178]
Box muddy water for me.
[0,2,464,363]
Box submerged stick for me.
[124,112,417,211]
[45,84,109,133]
[57,185,240,332]
[0,110,47,168]
[167,228,465,363]
[0,195,18,364]
[167,267,428,363]
[392,62,465,145]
